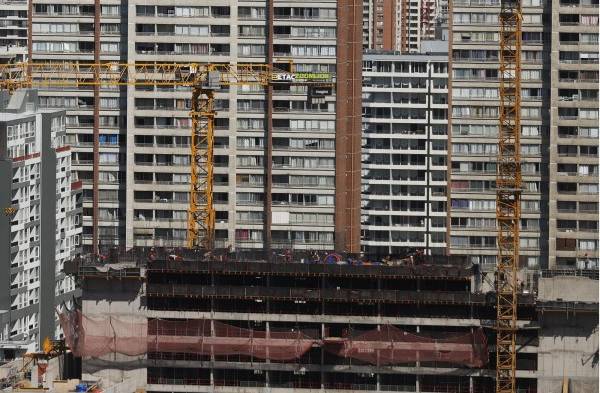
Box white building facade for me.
[0,89,81,349]
[362,50,448,257]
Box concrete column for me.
[321,322,325,390]
[265,321,270,388]
[210,318,215,387]
[415,325,420,393]
[31,365,38,387]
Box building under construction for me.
[55,248,598,393]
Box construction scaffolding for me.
[59,309,488,368]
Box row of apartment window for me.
[557,201,599,213]
[364,108,447,120]
[453,88,544,99]
[237,137,335,150]
[235,230,334,244]
[363,170,447,182]
[454,106,544,119]
[454,0,543,6]
[42,97,121,110]
[33,23,120,34]
[363,200,446,211]
[451,200,542,211]
[135,209,232,223]
[452,124,543,137]
[237,175,335,188]
[238,193,335,206]
[33,4,119,16]
[453,50,543,62]
[453,68,542,81]
[451,236,541,249]
[559,51,599,63]
[6,121,35,141]
[557,164,599,175]
[556,239,599,251]
[557,145,598,156]
[451,217,540,229]
[365,77,447,89]
[556,220,598,231]
[453,13,544,25]
[364,216,446,228]
[558,108,599,119]
[134,6,337,20]
[135,24,337,39]
[452,181,542,193]
[452,144,541,155]
[558,33,599,44]
[557,182,599,194]
[364,231,446,243]
[558,14,599,25]
[363,62,448,74]
[33,42,120,53]
[452,162,541,174]
[236,212,334,225]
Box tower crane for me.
[0,62,334,252]
[496,0,522,392]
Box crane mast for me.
[0,62,333,252]
[496,0,522,392]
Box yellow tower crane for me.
[0,62,333,251]
[496,0,522,392]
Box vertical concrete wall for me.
[38,111,57,348]
[81,276,147,390]
[537,312,598,393]
[538,277,599,303]
[0,158,12,327]
[537,277,599,393]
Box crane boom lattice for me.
[0,61,333,251]
[497,0,522,393]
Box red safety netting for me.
[59,309,487,367]
[59,309,147,357]
[325,325,488,367]
[147,319,316,361]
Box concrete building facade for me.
[0,89,81,350]
[31,0,126,252]
[361,49,448,257]
[450,0,598,270]
[364,0,442,52]
[31,0,363,255]
[0,0,27,63]
[548,0,599,269]
[449,0,546,269]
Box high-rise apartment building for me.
[31,1,126,252]
[450,0,546,269]
[361,46,448,257]
[31,1,363,254]
[0,0,27,63]
[0,89,81,349]
[364,0,442,52]
[549,0,599,269]
[450,0,599,269]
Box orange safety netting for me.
[325,325,488,368]
[59,309,487,367]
